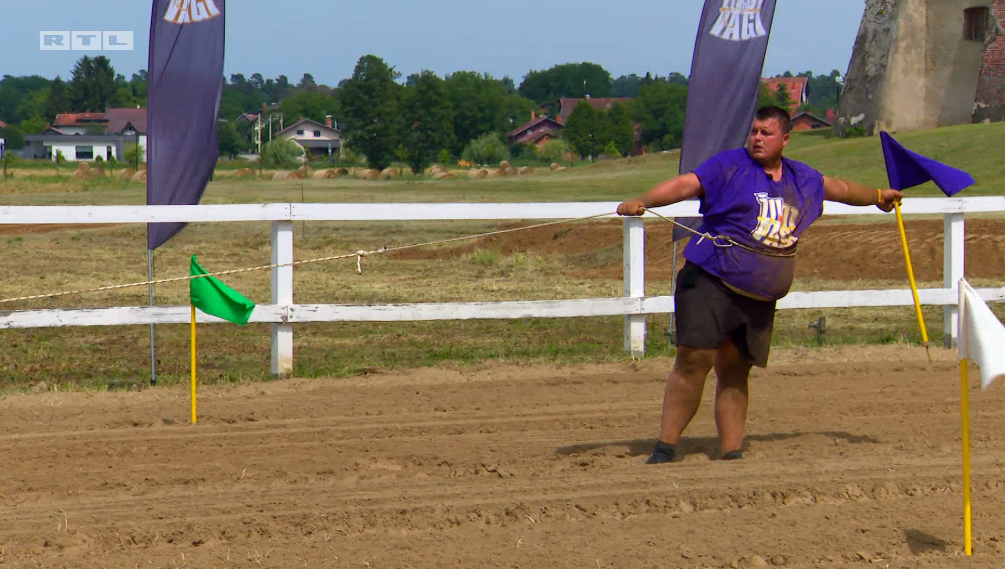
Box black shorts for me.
[674,261,776,368]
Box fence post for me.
[623,216,646,358]
[271,220,294,377]
[944,212,965,348]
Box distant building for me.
[507,112,563,148]
[791,112,833,131]
[23,107,147,162]
[275,117,341,160]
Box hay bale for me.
[287,170,305,180]
[233,168,256,177]
[116,167,136,180]
[553,166,567,172]
[486,168,504,177]
[272,170,290,181]
[468,168,488,179]
[336,167,349,176]
[297,166,313,178]
[550,162,561,171]
[130,170,147,182]
[312,168,336,179]
[380,167,398,180]
[426,164,446,176]
[518,166,533,175]
[505,166,518,176]
[499,160,511,170]
[358,168,381,180]
[432,171,455,180]
[70,168,91,180]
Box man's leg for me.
[713,340,752,458]
[647,345,716,464]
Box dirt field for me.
[395,218,1005,282]
[2,345,1004,568]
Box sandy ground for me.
[1,345,1003,568]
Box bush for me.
[123,142,145,165]
[460,132,509,166]
[536,139,570,164]
[261,139,304,168]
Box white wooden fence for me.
[0,197,1002,377]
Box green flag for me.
[189,255,255,325]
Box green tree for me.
[0,75,49,125]
[261,138,302,168]
[69,56,117,112]
[757,81,781,108]
[217,121,242,159]
[401,70,456,174]
[518,62,613,111]
[774,83,794,110]
[20,116,47,134]
[444,71,508,154]
[536,139,569,164]
[461,132,509,165]
[563,101,602,160]
[45,76,70,121]
[339,55,402,171]
[280,90,340,126]
[603,102,635,157]
[123,142,144,165]
[1,125,25,149]
[631,83,688,150]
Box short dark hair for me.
[755,106,792,134]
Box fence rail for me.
[0,198,998,376]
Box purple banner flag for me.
[146,0,226,250]
[880,131,975,196]
[673,0,778,241]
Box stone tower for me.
[835,0,1005,135]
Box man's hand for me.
[876,189,905,212]
[617,200,647,216]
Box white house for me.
[275,117,341,160]
[23,108,147,162]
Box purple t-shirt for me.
[683,148,825,301]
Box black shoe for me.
[721,450,743,460]
[646,441,676,464]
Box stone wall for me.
[837,0,993,135]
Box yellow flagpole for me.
[894,201,931,362]
[191,304,197,425]
[961,358,973,556]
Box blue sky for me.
[6,1,865,84]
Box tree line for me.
[0,55,845,171]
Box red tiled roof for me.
[761,77,809,113]
[53,112,107,126]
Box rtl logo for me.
[40,31,134,51]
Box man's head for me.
[747,106,791,165]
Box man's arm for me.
[617,173,704,216]
[823,175,903,212]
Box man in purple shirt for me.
[617,106,904,464]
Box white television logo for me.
[40,31,134,51]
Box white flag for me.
[959,279,1005,389]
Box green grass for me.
[0,122,1003,392]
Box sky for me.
[4,1,866,85]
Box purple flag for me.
[880,131,975,196]
[673,0,778,241]
[146,0,226,250]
